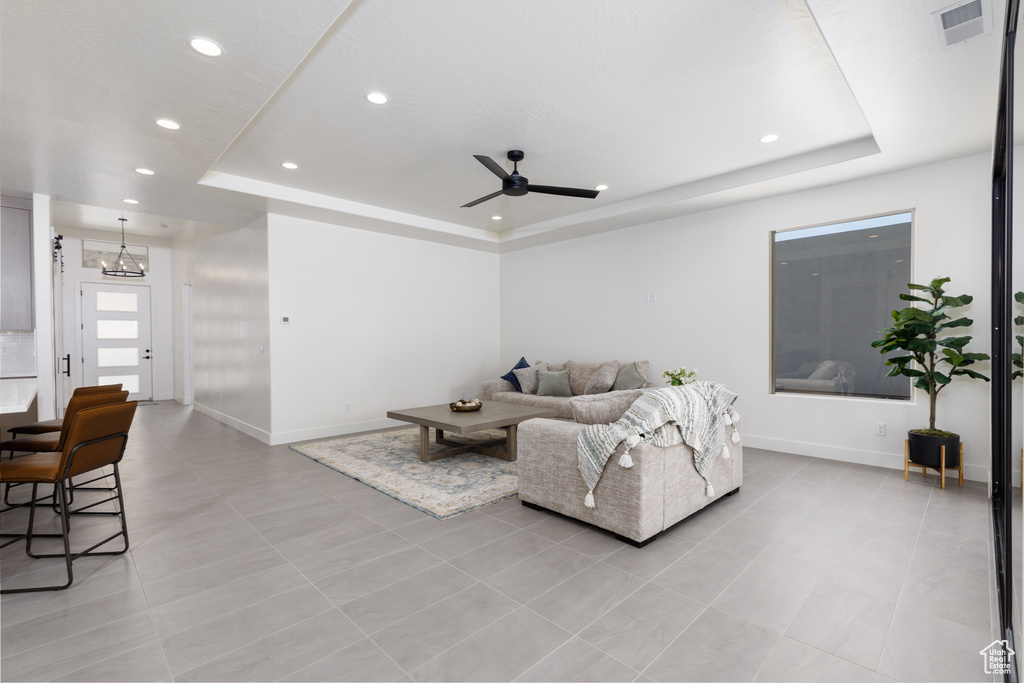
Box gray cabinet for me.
[1,205,34,330]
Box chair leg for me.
[28,466,129,560]
[1,481,74,594]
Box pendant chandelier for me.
[101,217,145,278]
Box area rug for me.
[290,427,517,519]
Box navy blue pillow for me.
[500,357,530,392]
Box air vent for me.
[933,0,993,49]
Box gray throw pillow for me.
[513,362,547,395]
[584,361,619,394]
[611,362,647,391]
[537,368,572,397]
[570,389,646,424]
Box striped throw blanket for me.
[576,382,740,508]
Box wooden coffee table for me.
[386,403,557,462]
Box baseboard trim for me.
[742,435,987,483]
[192,402,271,444]
[267,418,398,446]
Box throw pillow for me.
[611,362,647,391]
[565,361,605,395]
[513,362,547,395]
[584,361,619,394]
[537,368,572,397]
[570,389,646,425]
[500,357,530,392]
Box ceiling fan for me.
[461,150,600,208]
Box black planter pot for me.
[907,431,960,468]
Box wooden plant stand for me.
[905,439,962,489]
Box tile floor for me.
[0,402,1018,682]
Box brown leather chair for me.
[6,384,123,437]
[0,401,137,593]
[1,390,129,506]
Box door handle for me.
[61,354,71,376]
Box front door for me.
[80,282,153,401]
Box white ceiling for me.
[0,0,1008,252]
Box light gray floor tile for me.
[711,556,818,633]
[485,544,597,604]
[272,514,387,561]
[877,606,993,682]
[290,530,413,583]
[899,548,992,632]
[653,544,752,604]
[702,511,787,558]
[579,582,705,671]
[667,508,733,543]
[601,533,696,580]
[340,563,477,634]
[449,528,555,580]
[644,607,780,682]
[786,582,895,670]
[418,515,520,560]
[516,637,639,682]
[0,611,159,682]
[141,545,290,607]
[282,637,405,682]
[756,525,844,580]
[522,513,588,543]
[372,582,519,670]
[755,636,875,682]
[410,607,572,682]
[559,528,631,560]
[160,584,335,675]
[527,562,647,633]
[177,608,364,682]
[50,639,173,682]
[315,545,442,606]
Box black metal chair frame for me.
[0,431,131,594]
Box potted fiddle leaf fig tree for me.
[871,277,990,468]
[1013,291,1023,380]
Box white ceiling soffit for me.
[1,1,1004,252]
[204,0,879,249]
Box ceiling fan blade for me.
[473,155,511,180]
[461,189,505,208]
[528,184,600,199]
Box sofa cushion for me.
[513,362,547,395]
[584,361,619,395]
[500,357,530,392]
[612,362,648,391]
[569,389,646,425]
[564,361,607,395]
[535,360,566,373]
[538,368,572,397]
[489,392,576,420]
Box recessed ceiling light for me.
[595,184,608,191]
[281,162,298,170]
[759,134,779,143]
[811,272,819,276]
[156,118,181,130]
[366,92,388,105]
[868,234,880,238]
[122,198,139,204]
[134,168,154,175]
[491,215,501,221]
[779,262,789,265]
[189,37,223,57]
[895,259,905,263]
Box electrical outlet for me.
[875,422,886,436]
[345,403,351,413]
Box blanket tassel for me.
[619,452,633,468]
[731,430,741,444]
[706,482,714,497]
[721,444,730,459]
[584,490,595,508]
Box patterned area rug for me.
[290,427,517,519]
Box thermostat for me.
[280,316,290,324]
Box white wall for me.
[54,228,174,402]
[266,214,501,445]
[501,152,1009,482]
[172,216,271,440]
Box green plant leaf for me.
[1014,316,1024,327]
[941,348,965,365]
[929,276,951,291]
[1016,291,1024,304]
[901,368,925,377]
[936,336,971,349]
[936,317,972,331]
[932,372,951,385]
[906,282,931,291]
[899,294,931,303]
[960,352,991,362]
[913,376,930,391]
[952,368,990,381]
[941,294,972,307]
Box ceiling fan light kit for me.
[461,150,600,208]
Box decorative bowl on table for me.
[450,399,482,412]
